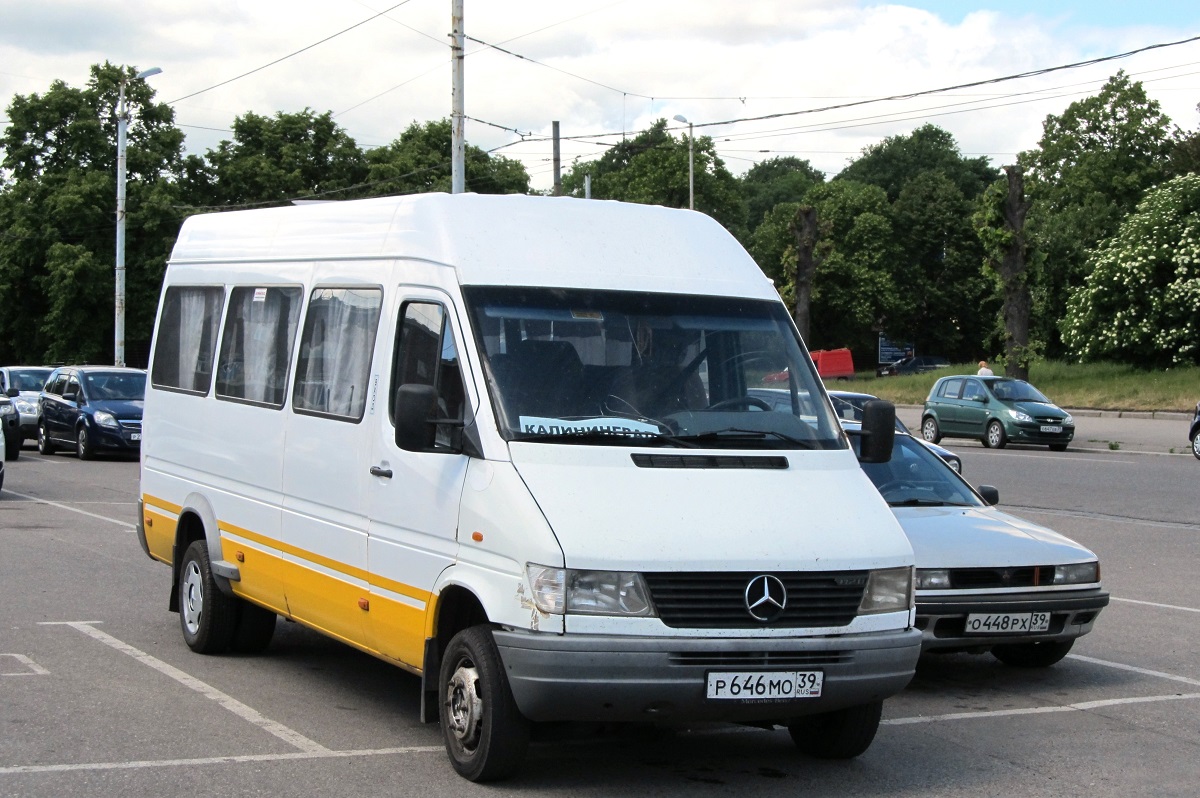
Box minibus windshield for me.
[463,286,846,450]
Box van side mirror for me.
[395,384,439,451]
[857,399,895,464]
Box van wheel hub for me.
[445,662,483,749]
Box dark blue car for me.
[38,367,145,459]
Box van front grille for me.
[643,571,867,629]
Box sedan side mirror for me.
[5,387,17,398]
[977,485,1000,505]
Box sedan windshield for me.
[861,434,982,507]
[10,369,52,391]
[462,286,845,450]
[84,372,146,402]
[989,379,1050,403]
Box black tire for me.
[984,420,1007,449]
[231,603,277,654]
[439,626,530,782]
[1190,431,1199,460]
[788,700,883,759]
[38,423,56,455]
[1049,443,1068,452]
[992,639,1074,668]
[178,540,238,654]
[921,416,942,444]
[76,426,94,460]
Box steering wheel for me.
[706,395,773,411]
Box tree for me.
[363,119,529,197]
[201,109,369,206]
[739,156,825,230]
[974,167,1034,379]
[0,62,187,365]
[1019,71,1178,356]
[837,123,997,203]
[561,119,748,236]
[1061,173,1200,367]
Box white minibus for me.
[137,193,920,781]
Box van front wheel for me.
[178,540,238,654]
[439,626,530,782]
[788,700,883,759]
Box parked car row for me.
[0,364,145,461]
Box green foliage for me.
[561,119,748,236]
[363,119,529,197]
[1020,71,1178,355]
[837,123,998,202]
[739,156,824,229]
[0,63,188,365]
[1062,173,1200,367]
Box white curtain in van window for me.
[298,288,380,418]
[177,289,221,391]
[242,289,300,405]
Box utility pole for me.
[552,121,561,196]
[450,0,465,194]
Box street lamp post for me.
[673,114,694,210]
[115,66,161,367]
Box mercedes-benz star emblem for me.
[744,574,787,622]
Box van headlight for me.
[858,566,914,614]
[1053,562,1099,585]
[526,564,655,617]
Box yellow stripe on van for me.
[142,509,177,564]
[143,493,183,516]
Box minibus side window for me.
[151,286,225,395]
[391,301,466,450]
[292,287,383,422]
[215,286,303,408]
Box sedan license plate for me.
[706,671,823,700]
[1040,425,1062,433]
[965,612,1051,634]
[130,433,142,441]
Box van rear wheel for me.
[439,626,530,782]
[788,700,882,759]
[178,540,238,654]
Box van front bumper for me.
[493,627,921,723]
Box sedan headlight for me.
[858,566,914,614]
[915,568,952,590]
[1053,562,1099,585]
[0,403,14,416]
[1010,409,1034,423]
[93,410,120,429]
[13,397,36,414]
[526,564,655,617]
[1062,412,1074,424]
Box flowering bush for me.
[1062,173,1200,367]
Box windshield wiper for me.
[889,498,975,507]
[682,428,817,448]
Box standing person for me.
[977,360,994,376]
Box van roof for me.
[169,193,775,300]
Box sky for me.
[2,1,1199,193]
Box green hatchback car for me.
[921,375,1074,451]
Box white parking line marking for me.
[0,654,50,676]
[4,490,134,529]
[882,692,1200,725]
[1110,597,1200,614]
[44,622,330,754]
[0,746,442,775]
[1067,654,1200,688]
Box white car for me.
[852,428,1108,667]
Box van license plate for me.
[706,671,823,700]
[1040,425,1062,433]
[965,612,1051,634]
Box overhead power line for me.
[166,0,415,105]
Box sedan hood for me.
[90,398,144,419]
[894,505,1095,569]
[509,442,913,572]
[1010,400,1068,420]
